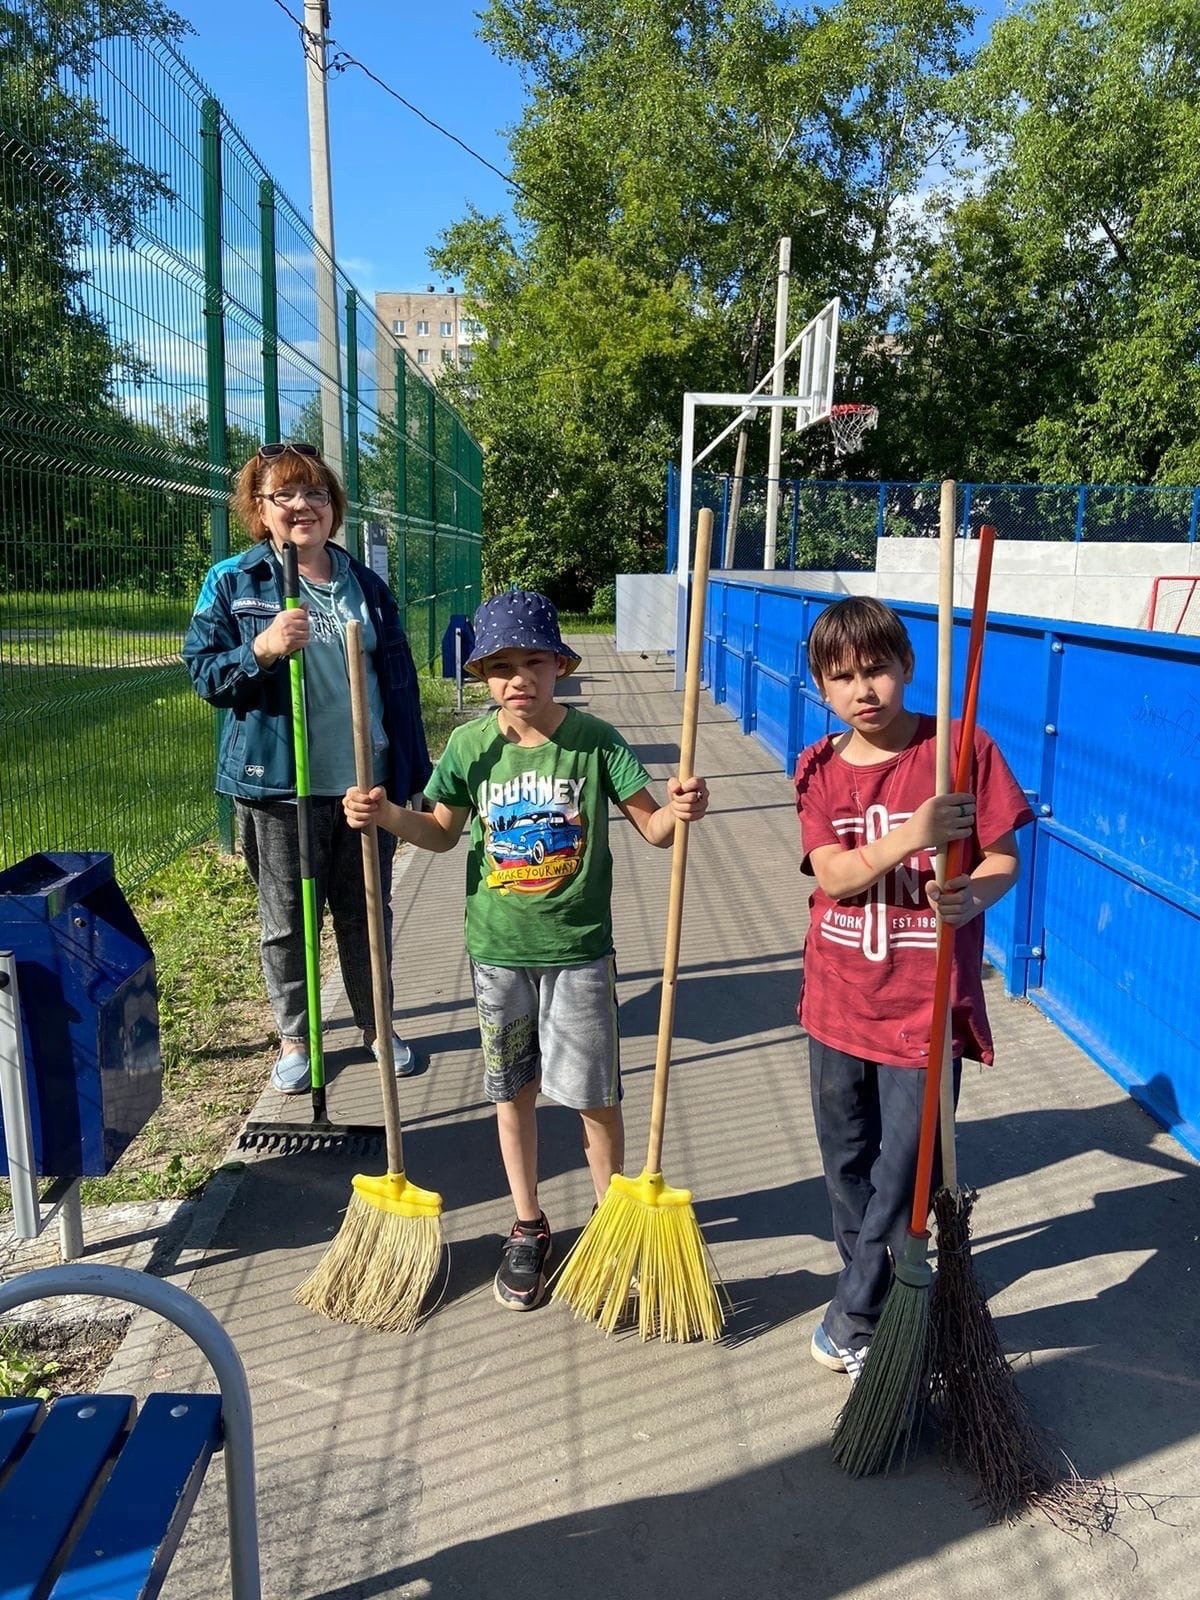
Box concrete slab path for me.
[104,638,1198,1599]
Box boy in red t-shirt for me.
[794,596,1033,1381]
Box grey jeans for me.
[236,797,397,1042]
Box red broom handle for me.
[908,525,996,1234]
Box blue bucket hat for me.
[465,590,582,679]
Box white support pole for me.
[0,952,39,1239]
[763,237,791,571]
[304,2,345,484]
[675,395,696,691]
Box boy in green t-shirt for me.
[343,590,709,1311]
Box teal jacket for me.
[182,542,431,802]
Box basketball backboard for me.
[793,296,840,432]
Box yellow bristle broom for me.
[551,507,727,1342]
[295,620,443,1332]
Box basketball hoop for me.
[827,403,879,456]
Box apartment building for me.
[374,286,486,377]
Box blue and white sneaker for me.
[370,1032,418,1077]
[270,1047,310,1095]
[811,1319,869,1384]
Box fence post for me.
[1074,485,1087,542]
[788,480,800,569]
[1188,488,1200,543]
[720,475,731,571]
[960,482,973,538]
[875,483,886,541]
[427,389,437,661]
[201,97,232,853]
[343,288,361,562]
[394,349,408,627]
[257,179,280,445]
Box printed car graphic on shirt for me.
[488,810,580,865]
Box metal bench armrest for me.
[0,1264,260,1600]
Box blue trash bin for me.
[0,852,160,1179]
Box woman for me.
[183,442,431,1090]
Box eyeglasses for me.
[259,487,332,508]
[257,441,320,461]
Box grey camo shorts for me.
[469,955,622,1110]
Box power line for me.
[266,0,526,199]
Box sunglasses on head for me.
[257,441,321,461]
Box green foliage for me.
[435,0,987,598]
[133,846,264,1078]
[880,0,1200,486]
[0,1332,59,1400]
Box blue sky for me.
[171,2,1010,305]
[172,0,524,298]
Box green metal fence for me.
[0,7,483,886]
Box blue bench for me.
[0,1264,260,1600]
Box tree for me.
[0,0,192,591]
[0,1,185,420]
[435,0,979,596]
[881,0,1200,485]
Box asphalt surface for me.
[99,637,1199,1599]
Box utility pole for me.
[304,2,345,489]
[762,236,791,571]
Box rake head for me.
[237,1121,385,1158]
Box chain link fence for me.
[0,8,482,885]
[667,468,1200,570]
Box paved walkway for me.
[104,638,1197,1599]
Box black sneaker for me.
[494,1214,553,1310]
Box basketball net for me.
[828,403,879,456]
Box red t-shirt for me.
[794,714,1033,1067]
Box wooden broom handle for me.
[347,620,406,1175]
[910,524,996,1233]
[935,483,958,1191]
[644,507,713,1174]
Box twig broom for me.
[924,545,1108,1527]
[294,620,443,1332]
[551,507,727,1341]
[831,489,992,1475]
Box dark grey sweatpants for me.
[236,797,397,1042]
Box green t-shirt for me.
[424,705,651,967]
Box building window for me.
[439,319,453,337]
[416,348,429,365]
[392,319,405,335]
[416,319,429,335]
[441,347,453,364]
[461,318,483,338]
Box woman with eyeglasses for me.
[183,442,432,1091]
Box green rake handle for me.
[282,542,326,1121]
[909,522,996,1237]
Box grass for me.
[0,1330,60,1399]
[0,667,487,1221]
[79,844,268,1206]
[558,614,616,635]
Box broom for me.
[550,506,727,1342]
[925,558,1108,1527]
[831,491,993,1476]
[294,619,443,1332]
[240,542,386,1157]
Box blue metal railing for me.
[702,575,1200,1160]
[668,467,1200,571]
